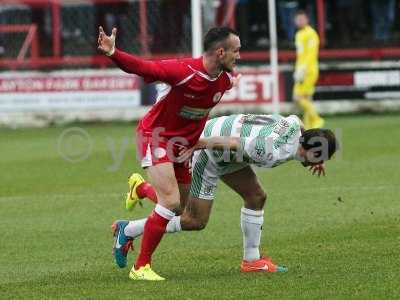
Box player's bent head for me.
[203,27,241,72]
[299,128,338,166]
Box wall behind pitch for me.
[1,64,400,127]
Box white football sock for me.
[124,216,182,239]
[155,204,175,220]
[166,216,182,233]
[124,218,147,239]
[240,207,264,262]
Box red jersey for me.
[111,49,233,147]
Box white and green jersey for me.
[190,114,302,200]
[201,114,302,168]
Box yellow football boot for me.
[129,264,165,281]
[125,173,145,211]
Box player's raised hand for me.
[98,26,117,56]
[309,163,326,177]
[232,73,242,87]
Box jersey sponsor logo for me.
[213,92,222,103]
[179,106,210,120]
[241,114,277,126]
[184,93,196,99]
[274,125,298,150]
[273,119,290,135]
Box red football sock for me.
[135,209,170,269]
[137,182,158,204]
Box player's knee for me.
[195,219,208,230]
[253,190,267,208]
[156,182,180,206]
[181,215,207,231]
[174,207,183,216]
[158,183,178,198]
[175,203,187,215]
[187,218,207,231]
[257,191,267,207]
[245,190,267,210]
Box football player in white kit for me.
[116,114,338,273]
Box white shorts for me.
[189,149,248,200]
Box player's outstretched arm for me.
[97,26,182,84]
[196,137,240,152]
[176,137,240,163]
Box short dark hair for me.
[295,9,308,17]
[203,27,239,52]
[300,128,338,161]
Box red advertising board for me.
[221,68,285,104]
[0,70,141,112]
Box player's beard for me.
[221,63,234,73]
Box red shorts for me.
[136,126,192,184]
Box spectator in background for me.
[215,0,236,28]
[235,0,269,48]
[235,0,249,46]
[249,0,269,48]
[370,0,396,43]
[151,0,190,53]
[0,6,9,57]
[215,0,268,49]
[96,1,131,49]
[278,0,299,43]
[202,0,218,31]
[31,6,52,56]
[331,0,365,45]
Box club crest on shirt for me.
[203,185,214,195]
[255,146,265,158]
[213,92,222,103]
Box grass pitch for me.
[1,114,399,299]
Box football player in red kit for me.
[98,26,240,280]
